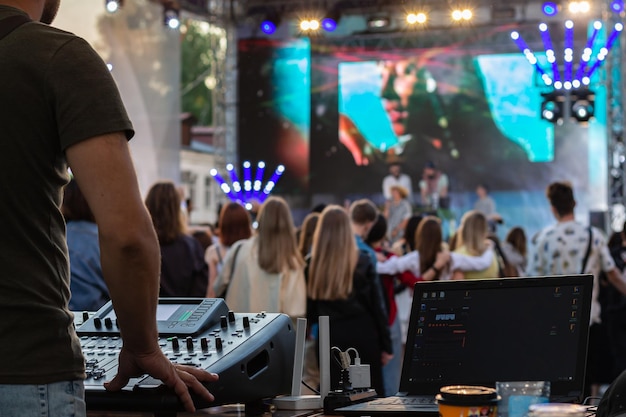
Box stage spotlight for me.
[321,17,337,32]
[260,11,281,35]
[367,15,391,29]
[571,90,595,122]
[321,9,341,32]
[572,101,593,121]
[541,101,559,122]
[299,18,321,32]
[542,2,559,16]
[260,20,276,34]
[452,8,473,22]
[611,0,625,13]
[568,1,590,14]
[163,4,180,29]
[540,92,564,123]
[407,12,427,25]
[105,0,122,13]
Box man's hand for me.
[104,346,219,412]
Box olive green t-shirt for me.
[0,6,134,384]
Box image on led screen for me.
[325,52,559,194]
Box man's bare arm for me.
[67,133,160,348]
[66,132,217,411]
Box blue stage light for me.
[260,20,277,35]
[611,0,625,13]
[542,2,559,16]
[322,18,337,32]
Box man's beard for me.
[40,0,61,24]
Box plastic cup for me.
[495,381,550,417]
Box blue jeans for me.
[0,380,86,417]
[382,318,403,397]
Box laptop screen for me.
[399,275,593,402]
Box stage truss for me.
[175,0,626,231]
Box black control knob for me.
[82,311,90,322]
[243,316,250,329]
[171,336,179,350]
[186,336,194,351]
[215,337,223,351]
[228,310,236,323]
[93,317,102,329]
[220,315,228,328]
[104,318,113,329]
[200,337,208,351]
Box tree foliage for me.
[181,19,227,126]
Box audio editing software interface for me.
[406,283,585,384]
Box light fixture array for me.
[210,162,285,206]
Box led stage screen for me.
[237,23,608,235]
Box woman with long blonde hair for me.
[214,196,306,319]
[307,205,392,396]
[452,210,499,279]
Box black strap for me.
[0,15,31,40]
[219,242,243,299]
[581,227,592,274]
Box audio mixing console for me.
[74,298,295,413]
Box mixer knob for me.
[171,336,179,350]
[82,311,90,322]
[220,315,228,328]
[104,318,113,329]
[186,336,194,351]
[228,310,236,323]
[93,317,102,329]
[243,316,250,329]
[215,337,223,351]
[200,337,208,351]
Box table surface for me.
[87,404,326,417]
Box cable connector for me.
[331,347,371,390]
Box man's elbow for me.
[98,218,158,254]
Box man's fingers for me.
[175,364,219,382]
[169,376,197,413]
[103,373,130,392]
[176,369,216,403]
[169,367,218,412]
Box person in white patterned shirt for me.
[527,181,626,397]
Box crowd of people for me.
[64,178,626,400]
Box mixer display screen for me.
[102,303,199,323]
[156,304,196,322]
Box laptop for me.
[337,275,593,416]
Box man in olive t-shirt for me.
[0,1,217,415]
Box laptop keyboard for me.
[369,397,436,406]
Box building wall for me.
[55,0,181,196]
[180,149,225,225]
